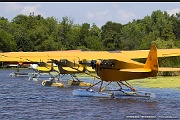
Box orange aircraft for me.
[0,50,95,87]
[0,44,180,98]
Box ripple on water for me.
[0,69,180,120]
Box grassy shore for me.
[129,76,180,89]
[76,74,180,89]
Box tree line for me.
[0,10,180,68]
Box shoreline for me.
[129,76,180,89]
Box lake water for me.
[0,69,179,120]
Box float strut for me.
[86,81,101,91]
[100,81,112,92]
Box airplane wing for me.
[1,48,180,60]
[120,68,180,72]
[158,67,180,71]
[0,56,30,63]
[121,49,180,59]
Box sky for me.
[0,2,180,28]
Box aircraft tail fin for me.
[144,44,158,72]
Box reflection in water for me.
[0,69,179,120]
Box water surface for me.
[0,69,179,120]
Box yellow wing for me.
[120,68,151,72]
[0,56,29,63]
[158,67,180,71]
[121,49,180,59]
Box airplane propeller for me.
[91,60,97,69]
[79,59,97,69]
[79,59,115,69]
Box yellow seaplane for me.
[72,44,180,98]
[0,50,95,87]
[0,44,180,98]
[28,62,94,87]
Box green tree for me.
[101,21,123,50]
[152,38,175,49]
[120,21,144,50]
[151,10,175,40]
[172,12,180,40]
[87,23,104,50]
[58,16,73,49]
[66,24,81,50]
[9,22,29,51]
[170,12,180,49]
[79,23,90,48]
[0,17,10,32]
[0,29,17,52]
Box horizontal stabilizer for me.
[37,67,51,72]
[120,68,151,72]
[62,67,84,72]
[53,67,59,72]
[158,67,180,71]
[86,67,95,72]
[36,66,59,72]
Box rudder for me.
[144,44,158,72]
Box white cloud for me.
[0,3,45,19]
[87,10,111,21]
[96,10,111,20]
[117,10,136,20]
[167,8,180,16]
[21,4,42,16]
[96,10,109,16]
[87,12,94,19]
